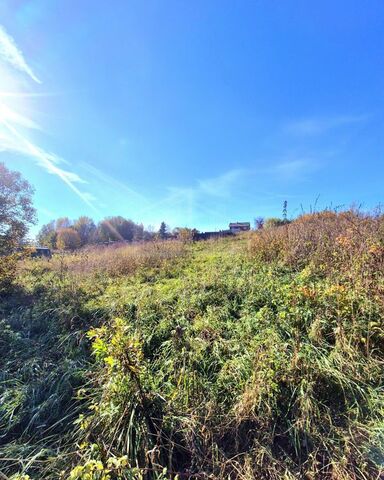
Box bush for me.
[249,209,384,278]
[264,217,287,228]
[0,253,19,293]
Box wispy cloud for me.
[0,24,97,210]
[284,114,368,136]
[140,168,249,225]
[137,157,322,227]
[272,158,313,179]
[1,118,96,208]
[160,160,314,219]
[80,162,148,204]
[0,102,40,130]
[198,169,246,197]
[0,25,41,83]
[131,167,247,224]
[0,108,96,207]
[168,168,247,204]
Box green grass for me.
[0,230,383,479]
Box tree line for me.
[37,217,176,250]
[1,160,289,257]
[0,161,196,289]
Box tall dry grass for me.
[24,240,187,278]
[249,208,384,280]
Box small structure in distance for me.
[195,221,250,241]
[229,222,250,233]
[31,247,52,259]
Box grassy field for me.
[1,211,383,479]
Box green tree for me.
[97,217,123,243]
[97,216,137,243]
[0,162,36,254]
[37,221,57,249]
[0,162,36,292]
[158,221,168,239]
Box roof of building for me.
[229,222,250,227]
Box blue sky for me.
[0,1,383,235]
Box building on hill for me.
[196,230,233,241]
[229,222,250,233]
[195,222,250,241]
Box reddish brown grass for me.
[249,209,384,280]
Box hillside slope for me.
[1,222,383,479]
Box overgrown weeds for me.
[21,240,187,279]
[249,208,384,279]
[1,214,383,479]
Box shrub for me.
[249,208,384,279]
[264,217,286,228]
[0,253,19,293]
[175,227,197,243]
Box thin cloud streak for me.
[272,159,313,179]
[159,161,308,220]
[1,119,96,209]
[0,101,41,130]
[198,169,246,197]
[176,168,248,201]
[0,25,97,210]
[0,25,41,84]
[285,114,369,136]
[81,162,148,204]
[133,169,243,223]
[139,168,250,224]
